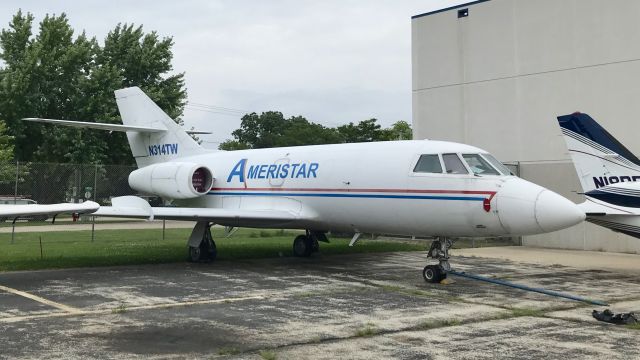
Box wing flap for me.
[94,197,306,227]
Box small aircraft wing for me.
[0,201,100,218]
[94,196,309,227]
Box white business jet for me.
[558,112,640,238]
[24,88,585,282]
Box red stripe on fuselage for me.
[211,187,497,199]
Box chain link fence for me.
[0,162,139,206]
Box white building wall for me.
[412,0,640,253]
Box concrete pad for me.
[548,299,640,323]
[276,317,640,360]
[455,246,640,274]
[0,249,639,359]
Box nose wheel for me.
[423,237,452,283]
[423,265,445,283]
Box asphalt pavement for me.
[1,249,639,359]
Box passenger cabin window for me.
[462,154,500,176]
[442,153,468,174]
[413,154,442,173]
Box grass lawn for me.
[0,228,427,272]
[0,218,141,228]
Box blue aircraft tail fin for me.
[558,112,640,167]
[558,112,640,193]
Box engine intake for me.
[128,162,214,199]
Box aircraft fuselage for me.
[168,140,583,237]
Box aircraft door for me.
[269,157,290,187]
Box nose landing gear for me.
[423,237,452,283]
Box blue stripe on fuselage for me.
[207,191,485,201]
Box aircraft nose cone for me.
[534,190,585,233]
[496,178,584,235]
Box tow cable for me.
[448,270,609,306]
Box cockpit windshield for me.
[480,153,514,175]
[462,154,500,176]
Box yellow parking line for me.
[0,293,270,323]
[0,284,83,314]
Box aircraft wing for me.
[0,201,99,218]
[93,196,309,227]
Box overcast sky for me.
[1,1,464,148]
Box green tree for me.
[336,118,387,143]
[220,114,411,150]
[382,120,412,140]
[277,116,342,147]
[219,112,341,150]
[218,139,250,151]
[0,10,186,164]
[0,120,16,183]
[0,119,29,193]
[0,121,15,164]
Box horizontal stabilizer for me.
[0,201,99,218]
[22,118,167,133]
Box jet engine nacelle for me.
[128,162,214,199]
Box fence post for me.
[94,164,98,201]
[13,161,18,204]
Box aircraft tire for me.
[311,238,320,253]
[293,235,312,257]
[189,246,202,262]
[207,239,218,261]
[188,237,217,263]
[423,265,442,283]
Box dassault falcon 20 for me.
[24,87,585,282]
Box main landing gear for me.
[186,224,328,261]
[423,237,452,283]
[292,230,327,257]
[188,221,217,263]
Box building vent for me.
[458,8,469,18]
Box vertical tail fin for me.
[115,87,205,168]
[558,112,640,192]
